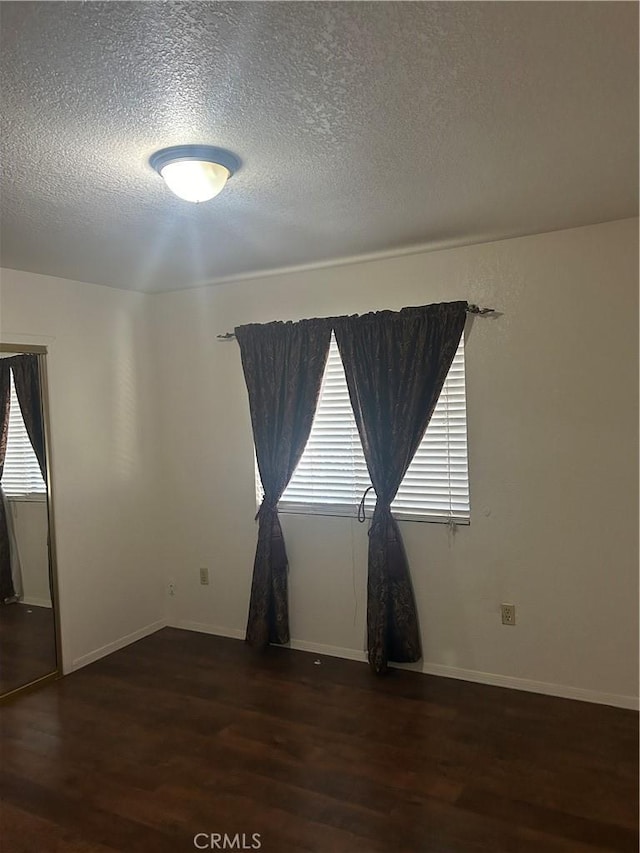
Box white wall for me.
[1,219,637,707]
[153,218,639,707]
[8,499,50,606]
[0,269,164,671]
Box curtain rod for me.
[216,304,496,340]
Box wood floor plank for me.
[0,628,637,852]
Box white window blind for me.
[1,370,46,498]
[256,333,470,523]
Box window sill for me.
[272,504,470,525]
[6,493,47,503]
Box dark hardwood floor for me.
[0,602,57,694]
[0,628,637,852]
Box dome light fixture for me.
[149,145,240,203]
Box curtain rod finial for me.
[466,304,496,315]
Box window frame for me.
[256,334,471,525]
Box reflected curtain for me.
[10,355,46,478]
[236,318,332,648]
[10,354,47,603]
[334,301,468,673]
[0,363,15,602]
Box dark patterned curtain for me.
[334,301,468,673]
[235,318,332,648]
[10,355,46,478]
[0,363,14,602]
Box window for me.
[256,334,470,523]
[1,370,46,499]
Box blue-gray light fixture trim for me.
[149,145,240,177]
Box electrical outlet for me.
[168,582,176,597]
[199,567,209,586]
[501,603,516,625]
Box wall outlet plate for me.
[501,603,516,625]
[199,567,209,585]
[168,582,176,597]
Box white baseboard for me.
[415,661,639,711]
[171,620,245,641]
[290,637,368,664]
[69,618,167,673]
[172,621,639,711]
[170,621,364,660]
[19,596,52,609]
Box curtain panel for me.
[0,363,14,602]
[235,318,332,648]
[334,301,468,672]
[10,355,46,478]
[6,355,49,605]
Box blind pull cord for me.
[357,486,375,523]
[447,515,458,548]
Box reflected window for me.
[2,371,46,499]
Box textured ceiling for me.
[1,1,637,293]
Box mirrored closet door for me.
[0,345,60,699]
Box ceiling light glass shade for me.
[160,160,229,203]
[149,145,239,203]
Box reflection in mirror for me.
[0,351,59,697]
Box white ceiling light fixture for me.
[149,145,240,203]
